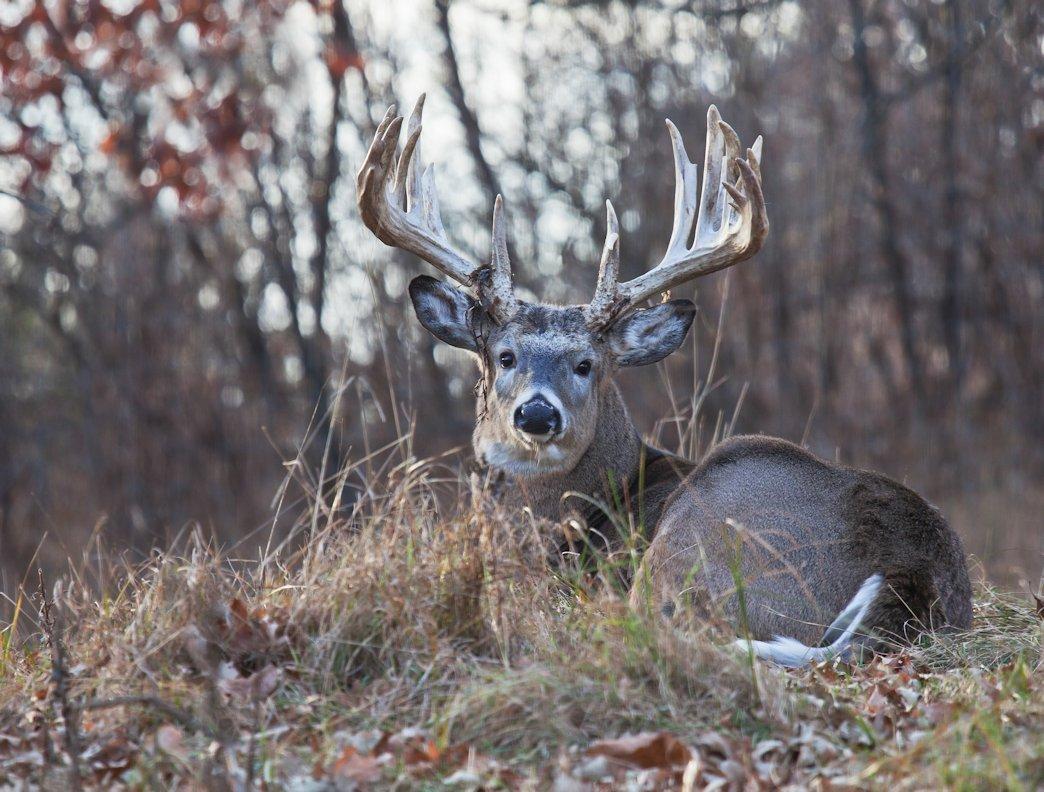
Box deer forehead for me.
[496,304,598,355]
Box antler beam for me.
[356,95,518,324]
[585,105,768,329]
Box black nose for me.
[514,396,561,436]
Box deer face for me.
[362,99,763,477]
[409,276,696,477]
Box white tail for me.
[733,573,884,668]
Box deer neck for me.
[493,380,643,521]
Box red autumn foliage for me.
[0,0,360,217]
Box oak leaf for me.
[585,731,692,769]
[331,745,384,784]
[155,724,188,763]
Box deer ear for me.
[409,275,485,352]
[607,299,696,367]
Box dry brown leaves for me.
[183,596,293,674]
[315,726,521,789]
[549,650,1021,790]
[179,595,294,710]
[586,731,692,769]
[0,718,139,787]
[556,728,830,790]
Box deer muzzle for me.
[513,396,562,438]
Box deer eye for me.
[498,351,516,369]
[575,360,592,377]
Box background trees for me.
[0,0,1040,587]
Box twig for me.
[75,696,214,738]
[37,570,84,792]
[244,698,262,790]
[0,187,54,216]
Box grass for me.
[0,437,1040,790]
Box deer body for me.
[358,98,973,664]
[484,383,972,652]
[635,435,971,649]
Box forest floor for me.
[0,451,1041,791]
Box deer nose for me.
[514,396,561,436]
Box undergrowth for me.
[0,439,1040,790]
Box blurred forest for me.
[0,0,1040,591]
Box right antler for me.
[585,105,768,329]
[357,95,518,324]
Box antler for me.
[356,94,518,323]
[585,105,768,329]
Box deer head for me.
[357,96,767,478]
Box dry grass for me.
[0,436,1041,790]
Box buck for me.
[357,96,972,666]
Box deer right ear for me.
[606,299,696,367]
[408,275,485,352]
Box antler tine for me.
[585,106,769,329]
[663,119,699,262]
[716,118,744,234]
[587,200,621,321]
[356,94,518,324]
[749,135,763,184]
[404,94,425,207]
[693,105,726,247]
[480,195,518,318]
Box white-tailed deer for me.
[357,96,972,666]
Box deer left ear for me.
[606,299,696,367]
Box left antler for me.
[357,94,518,324]
[585,105,768,329]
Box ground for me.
[0,455,1041,791]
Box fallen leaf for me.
[385,727,441,766]
[719,758,747,786]
[229,597,250,625]
[586,731,692,769]
[838,720,875,747]
[182,624,213,673]
[331,746,383,783]
[752,739,785,761]
[695,730,732,760]
[864,684,891,717]
[217,663,281,701]
[572,754,611,781]
[403,738,440,766]
[552,770,586,792]
[2,750,44,768]
[442,769,483,786]
[87,736,136,779]
[897,684,921,710]
[155,724,188,763]
[923,701,956,726]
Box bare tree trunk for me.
[848,0,926,408]
[940,0,965,391]
[435,0,504,208]
[313,1,359,349]
[184,230,281,412]
[302,0,365,477]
